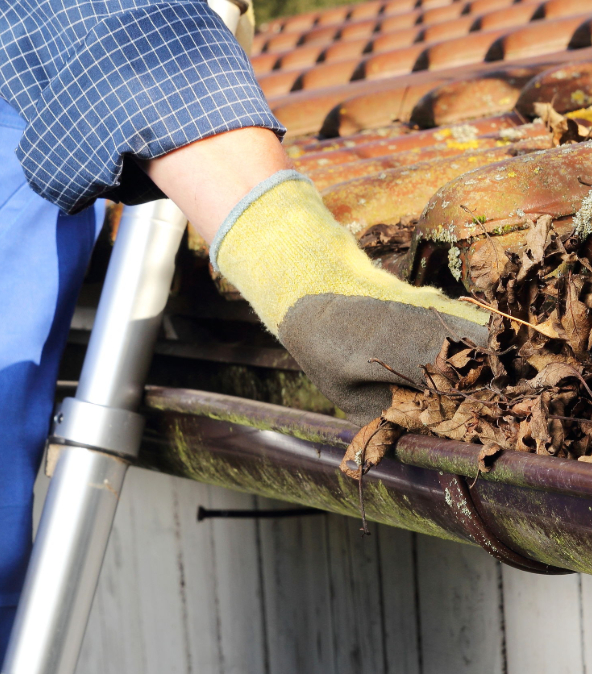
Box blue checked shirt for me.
[0,1,285,213]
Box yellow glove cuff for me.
[212,170,488,336]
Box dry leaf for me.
[517,215,552,282]
[340,418,402,479]
[358,221,415,256]
[383,387,426,430]
[447,348,476,370]
[431,398,487,441]
[418,392,451,427]
[423,362,455,392]
[532,310,563,340]
[516,420,534,452]
[476,421,512,449]
[533,103,592,146]
[529,362,582,389]
[469,237,508,296]
[477,442,503,473]
[520,341,578,372]
[356,141,592,466]
[549,417,564,455]
[529,393,552,455]
[435,338,454,378]
[562,276,592,357]
[457,363,486,390]
[511,399,535,418]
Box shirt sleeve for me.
[0,1,285,213]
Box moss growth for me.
[149,357,343,417]
[149,400,348,446]
[468,483,591,574]
[161,421,467,540]
[491,223,522,236]
[272,370,345,417]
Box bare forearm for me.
[141,127,292,243]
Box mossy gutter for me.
[396,434,592,500]
[140,387,592,575]
[145,386,358,448]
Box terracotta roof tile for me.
[250,0,592,259]
[348,0,385,20]
[475,2,541,31]
[322,36,373,61]
[515,62,592,115]
[486,14,592,60]
[247,0,592,328]
[316,5,353,25]
[420,3,466,25]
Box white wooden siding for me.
[32,467,592,673]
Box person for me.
[0,0,488,663]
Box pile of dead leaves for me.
[342,212,592,481]
[534,102,592,146]
[358,216,417,258]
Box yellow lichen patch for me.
[434,128,452,140]
[507,170,517,177]
[446,139,479,150]
[286,146,304,159]
[566,105,592,122]
[570,90,592,107]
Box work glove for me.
[210,170,488,426]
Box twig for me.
[566,271,586,345]
[431,306,463,339]
[358,464,370,536]
[512,106,528,126]
[419,363,442,391]
[430,307,482,351]
[395,84,410,124]
[419,377,499,405]
[429,360,458,387]
[548,414,592,424]
[430,307,517,356]
[459,296,558,338]
[550,222,592,273]
[369,358,425,391]
[370,356,496,405]
[427,416,478,432]
[356,423,388,537]
[564,364,592,400]
[577,254,592,274]
[461,204,506,274]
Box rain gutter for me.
[139,387,592,575]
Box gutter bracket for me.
[438,472,573,575]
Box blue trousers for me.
[0,100,104,665]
